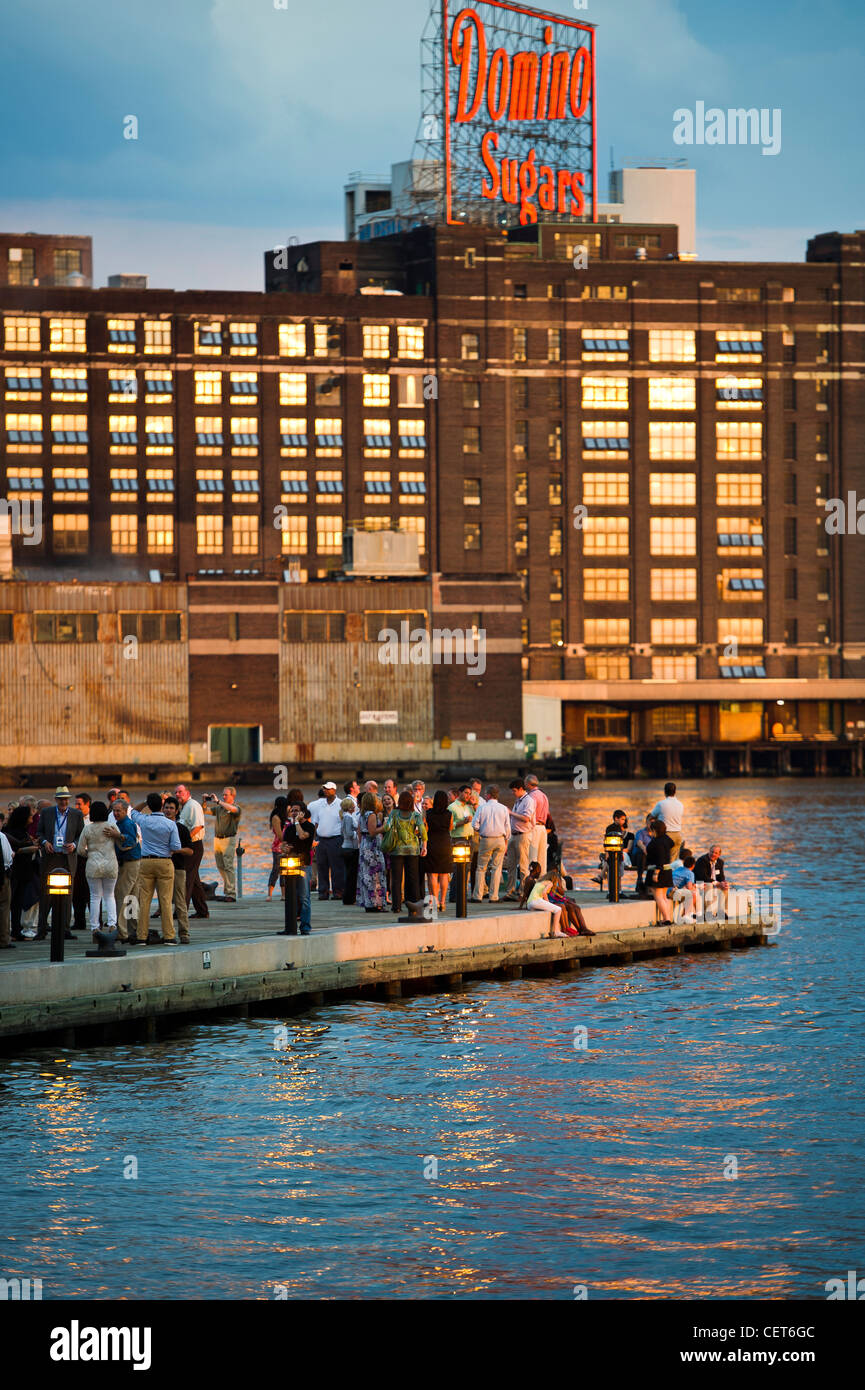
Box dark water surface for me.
[2,780,863,1299]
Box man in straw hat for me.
[35,787,86,941]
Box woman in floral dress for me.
[357,792,388,912]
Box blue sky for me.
[0,0,861,288]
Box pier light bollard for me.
[279,853,303,937]
[452,841,471,919]
[235,836,244,900]
[47,868,73,963]
[603,830,624,905]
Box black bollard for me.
[48,869,72,963]
[452,843,471,919]
[603,832,623,905]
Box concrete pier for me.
[0,895,774,1049]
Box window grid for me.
[650,516,697,555]
[648,330,695,363]
[584,618,630,646]
[651,618,697,645]
[583,516,629,556]
[650,568,697,602]
[582,472,629,505]
[582,376,628,409]
[583,568,629,601]
[649,472,696,506]
[648,377,696,411]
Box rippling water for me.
[2,780,863,1299]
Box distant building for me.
[0,233,92,289]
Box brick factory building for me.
[2,223,865,778]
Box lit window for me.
[195,416,223,454]
[363,418,391,457]
[398,514,426,552]
[650,516,697,555]
[548,328,562,362]
[52,513,88,553]
[515,472,528,505]
[143,320,171,354]
[648,330,695,363]
[110,467,138,501]
[651,618,697,644]
[50,367,87,401]
[316,515,343,554]
[399,471,425,502]
[52,466,89,498]
[196,469,224,500]
[279,373,306,407]
[314,417,343,456]
[648,377,696,410]
[461,333,480,361]
[107,319,136,353]
[364,470,391,502]
[716,375,763,409]
[716,420,762,460]
[363,374,390,407]
[195,321,222,355]
[549,421,563,459]
[145,468,174,501]
[550,569,563,602]
[313,323,341,357]
[146,513,174,554]
[513,328,527,362]
[5,413,43,452]
[280,513,308,553]
[584,618,630,645]
[6,247,35,284]
[111,514,138,554]
[721,568,764,600]
[649,421,696,460]
[50,413,88,451]
[280,417,308,456]
[196,513,224,554]
[6,465,43,490]
[109,414,137,453]
[716,517,764,555]
[279,323,306,357]
[549,518,563,557]
[464,521,481,551]
[464,478,480,507]
[718,616,763,645]
[582,473,629,505]
[515,517,528,556]
[463,425,481,454]
[650,569,697,601]
[397,326,424,359]
[649,473,696,506]
[585,655,630,679]
[316,470,343,499]
[195,372,222,404]
[4,316,41,351]
[229,372,258,404]
[717,473,762,506]
[4,366,42,400]
[398,418,426,456]
[230,416,259,454]
[363,325,390,357]
[583,516,629,555]
[280,469,308,500]
[229,322,258,354]
[583,568,629,601]
[715,331,763,362]
[145,415,174,454]
[652,656,697,680]
[49,318,86,352]
[108,369,137,403]
[144,370,173,402]
[581,328,628,361]
[582,419,629,458]
[398,373,425,407]
[232,513,259,554]
[550,616,564,644]
[582,376,628,408]
[231,468,260,500]
[549,473,562,507]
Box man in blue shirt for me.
[134,793,181,944]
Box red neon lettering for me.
[546,52,570,120]
[501,159,519,205]
[451,8,486,122]
[509,52,539,120]
[486,49,510,121]
[557,168,572,214]
[569,170,586,216]
[480,130,500,198]
[569,47,592,119]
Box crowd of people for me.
[0,784,241,948]
[265,775,594,938]
[596,782,731,924]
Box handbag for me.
[380,815,398,855]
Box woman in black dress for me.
[425,790,454,912]
[4,804,40,940]
[646,818,674,922]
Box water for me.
[2,780,863,1300]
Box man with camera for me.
[204,787,241,902]
[281,801,315,934]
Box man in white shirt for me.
[175,784,209,918]
[0,828,14,948]
[651,781,685,860]
[310,782,344,900]
[471,786,512,903]
[503,779,537,900]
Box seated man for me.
[669,853,698,921]
[693,845,729,918]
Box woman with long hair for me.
[646,818,674,923]
[385,790,427,913]
[424,789,453,912]
[267,795,289,900]
[357,792,388,912]
[76,800,122,937]
[4,803,39,941]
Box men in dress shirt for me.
[36,787,86,941]
[135,793,182,944]
[471,786,512,903]
[309,783,344,900]
[524,775,550,876]
[502,779,537,901]
[175,784,209,919]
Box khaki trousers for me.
[214,836,237,896]
[529,825,548,875]
[115,859,140,942]
[503,832,532,896]
[136,858,175,942]
[473,836,507,901]
[173,868,190,941]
